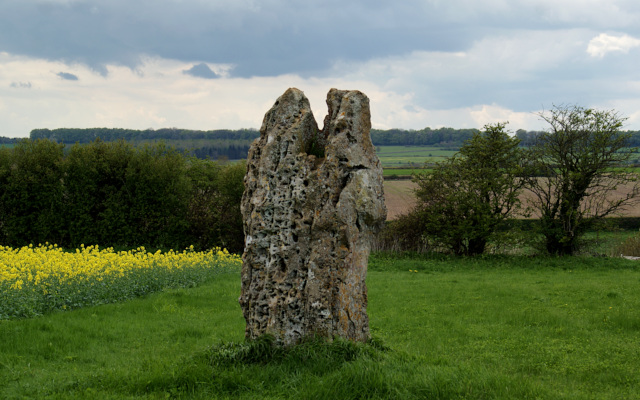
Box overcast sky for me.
[2,0,640,137]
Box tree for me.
[186,158,246,253]
[0,139,66,246]
[65,139,135,247]
[123,143,193,247]
[412,123,527,255]
[527,105,640,255]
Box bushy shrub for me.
[611,233,640,257]
[410,123,527,255]
[0,139,246,251]
[0,140,66,246]
[186,159,245,253]
[372,213,430,253]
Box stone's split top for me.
[239,88,386,346]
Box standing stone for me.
[239,88,386,346]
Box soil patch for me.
[384,181,640,221]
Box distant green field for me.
[382,168,433,177]
[376,145,457,168]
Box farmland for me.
[382,179,640,220]
[0,245,240,319]
[1,251,639,399]
[383,180,418,219]
[376,145,457,169]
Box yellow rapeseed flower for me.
[0,244,241,296]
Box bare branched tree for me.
[527,105,640,255]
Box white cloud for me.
[587,33,640,58]
[469,104,541,129]
[593,92,640,129]
[0,53,377,136]
[331,30,595,111]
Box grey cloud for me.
[183,63,219,79]
[8,0,632,79]
[0,0,488,78]
[57,72,79,81]
[10,81,32,89]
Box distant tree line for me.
[24,127,487,158]
[0,139,245,252]
[30,127,484,146]
[29,127,260,143]
[370,127,480,146]
[0,137,19,145]
[29,128,258,161]
[516,129,640,148]
[17,127,640,160]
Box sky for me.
[1,0,640,137]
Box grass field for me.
[1,250,640,399]
[382,168,427,177]
[376,146,640,176]
[376,146,458,168]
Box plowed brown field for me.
[384,181,417,220]
[383,180,640,220]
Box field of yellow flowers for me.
[0,244,241,319]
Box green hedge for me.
[0,139,246,252]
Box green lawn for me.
[1,255,639,399]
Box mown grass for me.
[1,254,640,399]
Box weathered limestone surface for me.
[239,88,387,345]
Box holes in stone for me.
[279,258,286,273]
[332,173,351,206]
[292,232,298,242]
[264,209,273,222]
[346,132,357,144]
